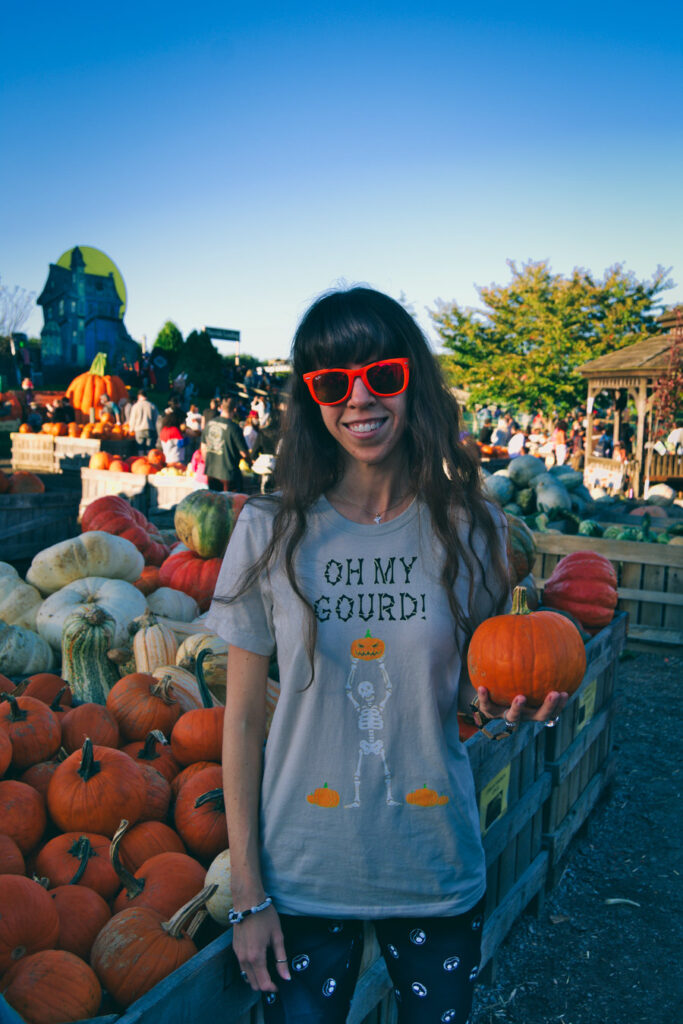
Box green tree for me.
[153,321,184,362]
[430,261,674,414]
[174,329,224,394]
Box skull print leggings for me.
[258,895,485,1024]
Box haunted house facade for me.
[37,247,138,370]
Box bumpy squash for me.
[61,606,120,704]
[27,532,144,595]
[0,621,55,675]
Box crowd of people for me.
[471,403,638,472]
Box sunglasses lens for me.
[310,370,349,404]
[365,361,406,395]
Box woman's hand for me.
[474,685,569,726]
[232,905,290,992]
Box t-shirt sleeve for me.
[205,503,276,656]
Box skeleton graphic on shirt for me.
[345,653,400,808]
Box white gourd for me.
[36,577,147,651]
[0,563,42,631]
[130,610,179,673]
[146,587,200,621]
[0,621,56,675]
[26,532,144,595]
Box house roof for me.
[577,331,680,378]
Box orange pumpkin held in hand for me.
[307,783,340,807]
[467,586,587,709]
[350,630,385,660]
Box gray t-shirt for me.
[207,495,507,918]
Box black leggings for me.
[259,896,485,1024]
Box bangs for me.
[292,288,411,372]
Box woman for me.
[207,287,566,1024]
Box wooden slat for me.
[533,532,683,568]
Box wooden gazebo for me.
[578,308,682,496]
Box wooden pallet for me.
[542,614,627,888]
[533,532,683,645]
[0,478,81,561]
[10,432,55,473]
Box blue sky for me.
[2,1,682,361]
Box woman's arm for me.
[222,645,290,993]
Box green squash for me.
[507,455,546,488]
[61,606,120,704]
[174,490,243,559]
[578,520,604,537]
[505,513,537,587]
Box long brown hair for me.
[219,286,509,676]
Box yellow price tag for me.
[479,764,510,835]
[576,678,597,733]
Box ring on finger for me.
[545,715,560,729]
[240,971,248,982]
[503,711,518,733]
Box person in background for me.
[551,419,568,466]
[201,396,250,491]
[242,410,265,459]
[506,422,527,458]
[185,403,203,456]
[208,286,565,1023]
[201,396,220,430]
[98,392,122,425]
[128,389,159,453]
[477,418,493,444]
[159,411,187,466]
[51,396,76,424]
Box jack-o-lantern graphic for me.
[405,785,449,807]
[350,630,385,660]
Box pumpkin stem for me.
[194,787,225,811]
[49,685,71,712]
[89,352,109,376]
[150,678,178,705]
[161,884,218,939]
[136,732,162,762]
[511,586,532,616]
[109,819,146,898]
[195,650,215,709]
[0,693,27,722]
[128,609,158,637]
[77,737,101,781]
[33,875,50,888]
[68,835,96,885]
[81,606,109,627]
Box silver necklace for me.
[332,491,413,525]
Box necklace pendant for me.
[373,512,382,525]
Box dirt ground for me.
[470,648,683,1024]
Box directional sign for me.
[204,326,240,342]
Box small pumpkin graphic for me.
[350,630,385,661]
[405,785,449,807]
[306,783,340,807]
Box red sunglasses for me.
[303,358,410,406]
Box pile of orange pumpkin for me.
[0,657,230,1022]
[88,448,168,475]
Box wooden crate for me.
[10,432,55,473]
[533,532,683,646]
[147,475,206,511]
[54,436,101,472]
[0,477,81,561]
[542,613,627,888]
[79,468,149,517]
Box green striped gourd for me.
[61,606,120,703]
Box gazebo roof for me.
[577,332,679,378]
